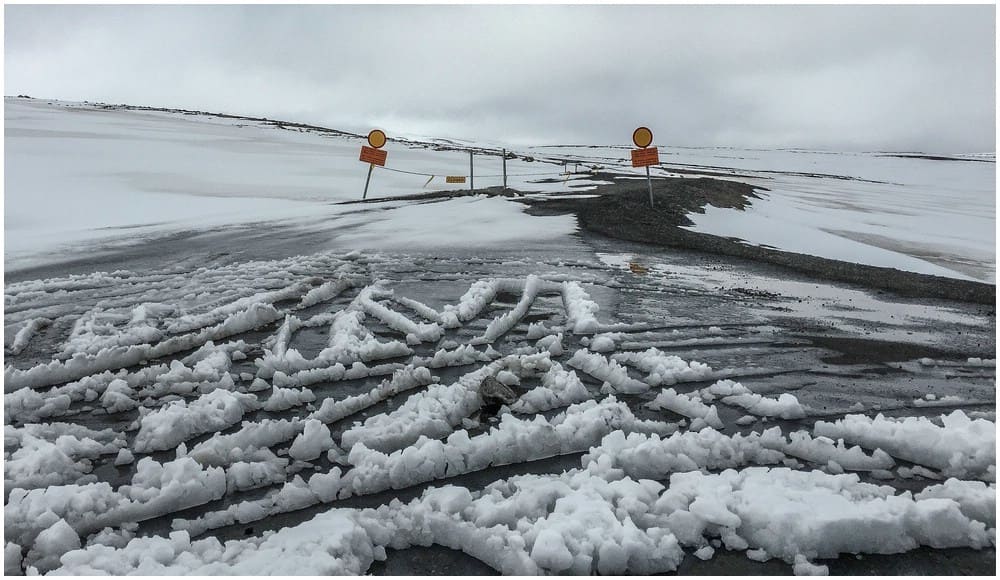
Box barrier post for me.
[646,165,654,208]
[502,149,507,191]
[363,163,374,200]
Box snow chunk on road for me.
[758,427,895,471]
[702,380,806,419]
[655,467,992,566]
[561,281,602,334]
[915,479,996,528]
[582,428,785,480]
[442,279,497,327]
[477,275,543,344]
[288,419,335,461]
[567,349,648,394]
[133,390,259,453]
[613,348,715,386]
[646,388,724,430]
[262,386,316,412]
[511,362,590,414]
[813,410,995,480]
[52,511,376,575]
[6,317,50,356]
[26,518,80,573]
[100,379,137,413]
[189,418,302,467]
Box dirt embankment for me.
[521,174,996,305]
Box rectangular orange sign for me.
[631,147,659,167]
[445,176,466,184]
[360,146,387,166]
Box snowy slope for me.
[5,98,995,283]
[4,98,591,271]
[527,145,996,282]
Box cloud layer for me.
[5,4,995,152]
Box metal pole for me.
[646,165,654,208]
[469,151,474,193]
[363,163,374,200]
[502,149,507,191]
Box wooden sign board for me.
[360,146,387,166]
[446,176,466,184]
[631,147,659,167]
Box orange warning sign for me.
[367,129,387,149]
[446,176,466,184]
[628,261,649,275]
[632,126,653,148]
[631,147,659,167]
[360,146,387,166]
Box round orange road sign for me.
[368,129,387,149]
[632,126,653,148]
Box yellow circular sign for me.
[368,129,387,149]
[632,126,653,148]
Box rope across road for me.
[376,165,575,179]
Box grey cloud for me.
[5,4,995,152]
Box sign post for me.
[631,126,658,208]
[502,148,507,191]
[360,129,388,199]
[469,151,474,193]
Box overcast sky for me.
[5,4,996,152]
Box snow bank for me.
[357,284,443,344]
[701,380,806,419]
[298,278,352,309]
[412,344,497,368]
[167,279,317,334]
[612,348,715,386]
[99,379,138,413]
[5,436,98,490]
[646,388,724,430]
[133,390,259,453]
[653,467,993,566]
[561,281,602,334]
[288,419,335,461]
[814,411,995,480]
[52,511,376,575]
[582,429,786,480]
[226,455,289,492]
[511,363,590,414]
[441,279,498,327]
[5,302,280,391]
[5,423,125,489]
[255,308,411,380]
[308,366,435,425]
[477,275,542,343]
[262,386,316,412]
[189,418,302,467]
[915,479,996,528]
[6,455,226,550]
[6,318,50,356]
[567,349,648,394]
[758,427,895,471]
[341,396,675,498]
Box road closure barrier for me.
[355,127,664,199]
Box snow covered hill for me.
[4,98,589,271]
[5,97,995,282]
